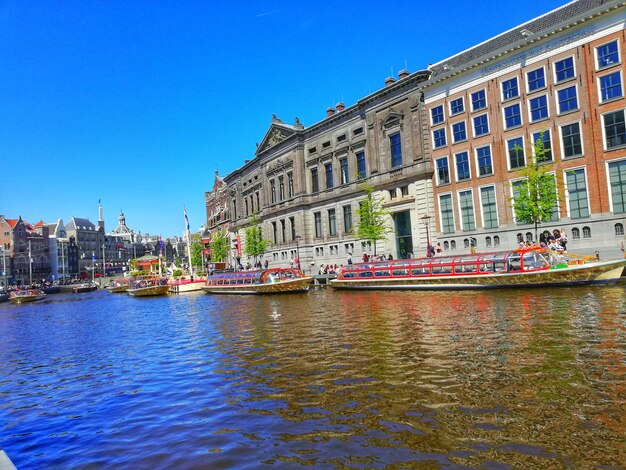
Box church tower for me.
[98,199,105,233]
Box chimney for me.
[385,77,396,87]
[326,107,335,117]
[398,69,410,79]
[335,102,345,112]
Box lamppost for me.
[421,214,431,257]
[294,235,302,270]
[101,243,106,286]
[0,246,6,290]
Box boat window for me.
[392,269,408,276]
[522,252,549,270]
[343,272,357,278]
[479,263,494,273]
[507,254,522,272]
[432,264,453,274]
[374,270,390,277]
[358,271,374,278]
[237,279,244,284]
[454,263,477,273]
[411,267,429,276]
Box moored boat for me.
[107,278,130,293]
[72,282,98,293]
[9,289,47,304]
[202,268,312,295]
[331,248,626,290]
[127,276,170,297]
[168,278,205,294]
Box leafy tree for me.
[209,229,229,262]
[190,235,204,269]
[510,132,558,241]
[356,182,393,255]
[244,213,269,263]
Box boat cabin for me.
[205,268,305,286]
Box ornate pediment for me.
[380,108,404,132]
[256,116,298,155]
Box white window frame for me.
[502,102,523,129]
[506,135,526,171]
[435,156,451,186]
[438,192,455,234]
[552,55,576,84]
[594,38,621,71]
[456,189,476,231]
[596,69,623,103]
[478,184,499,229]
[501,76,519,101]
[605,157,626,213]
[472,113,490,138]
[526,66,546,93]
[449,96,465,116]
[509,177,527,224]
[531,129,554,162]
[563,165,591,219]
[527,94,550,123]
[454,150,471,182]
[600,108,626,150]
[451,120,467,144]
[432,127,447,149]
[470,88,488,112]
[555,83,579,115]
[558,120,584,160]
[474,144,494,177]
[430,104,445,126]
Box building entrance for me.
[393,211,413,259]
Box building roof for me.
[66,217,96,231]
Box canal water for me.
[0,286,625,469]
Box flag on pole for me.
[159,236,163,254]
[184,207,190,231]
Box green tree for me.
[510,132,558,241]
[190,234,204,270]
[244,213,269,263]
[356,182,392,256]
[209,229,229,262]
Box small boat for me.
[331,247,626,290]
[107,278,130,293]
[9,289,47,304]
[72,282,98,293]
[202,268,312,295]
[0,291,9,303]
[168,278,205,294]
[127,276,170,297]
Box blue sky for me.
[0,0,567,237]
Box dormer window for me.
[322,141,331,149]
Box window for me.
[529,95,549,122]
[272,221,278,243]
[480,186,498,229]
[452,121,467,143]
[356,151,366,179]
[325,162,333,189]
[390,133,402,167]
[476,146,493,176]
[583,226,591,238]
[288,172,294,198]
[279,176,285,201]
[433,128,447,148]
[455,151,471,181]
[436,157,450,185]
[571,227,580,239]
[439,194,455,234]
[615,223,624,236]
[508,137,525,169]
[599,71,623,102]
[557,86,578,113]
[502,77,519,100]
[340,158,349,185]
[504,103,522,129]
[608,160,626,213]
[597,40,619,69]
[603,110,626,149]
[473,114,489,136]
[270,179,276,204]
[532,131,553,162]
[561,123,583,158]
[555,57,575,82]
[353,127,363,136]
[493,236,500,247]
[511,180,528,224]
[431,105,444,124]
[343,205,353,233]
[290,216,296,240]
[566,168,589,219]
[451,240,457,250]
[280,219,286,242]
[485,237,492,247]
[527,67,545,91]
[328,209,337,236]
[459,190,475,231]
[337,134,346,143]
[310,168,320,193]
[314,212,322,238]
[450,97,464,115]
[401,186,409,196]
[471,89,486,111]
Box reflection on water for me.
[0,287,625,468]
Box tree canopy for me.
[356,182,392,255]
[209,229,229,263]
[243,213,268,262]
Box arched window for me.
[615,223,624,236]
[451,240,457,250]
[485,236,492,247]
[583,226,591,238]
[526,232,533,242]
[443,241,449,250]
[517,233,524,243]
[464,238,470,249]
[571,227,580,239]
[494,236,500,247]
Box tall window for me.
[608,160,626,213]
[532,131,553,162]
[328,209,337,236]
[436,157,450,185]
[314,212,322,238]
[455,151,470,181]
[557,86,578,113]
[561,123,582,158]
[343,205,353,233]
[599,72,623,102]
[278,176,285,201]
[433,128,447,148]
[288,172,294,198]
[289,216,296,240]
[476,146,493,176]
[603,110,626,149]
[452,122,467,143]
[325,163,333,189]
[459,190,475,231]
[511,180,527,224]
[439,194,455,234]
[502,77,519,100]
[280,219,286,242]
[431,105,444,124]
[340,158,349,185]
[480,186,498,229]
[450,97,464,115]
[504,103,522,129]
[356,151,366,179]
[597,40,619,69]
[555,57,575,82]
[527,67,545,91]
[508,137,525,169]
[390,133,402,167]
[473,114,489,136]
[566,168,589,219]
[270,179,276,204]
[471,89,486,111]
[311,168,319,193]
[272,221,278,243]
[529,95,548,121]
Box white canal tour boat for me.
[202,268,312,295]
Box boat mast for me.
[184,207,194,278]
[28,240,32,286]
